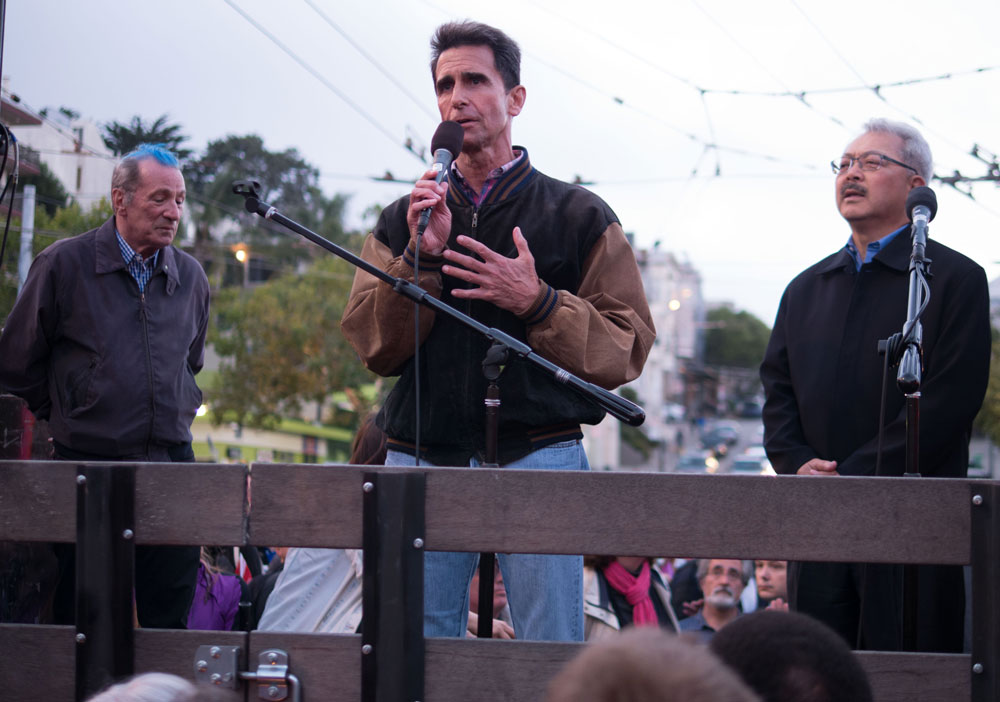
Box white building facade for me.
[4,87,116,210]
[583,242,705,472]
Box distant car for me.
[663,403,686,423]
[730,457,776,476]
[700,423,740,449]
[968,454,992,479]
[676,452,720,474]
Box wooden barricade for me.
[0,460,996,701]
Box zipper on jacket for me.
[140,292,156,458]
[459,206,480,444]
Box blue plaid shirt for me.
[115,230,159,293]
[845,224,907,271]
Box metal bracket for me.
[971,483,1000,702]
[194,646,301,702]
[76,464,136,700]
[362,471,425,702]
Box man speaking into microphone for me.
[760,118,990,652]
[341,20,653,642]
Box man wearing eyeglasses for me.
[759,118,990,652]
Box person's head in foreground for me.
[710,610,874,702]
[546,627,760,702]
[87,672,225,702]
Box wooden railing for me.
[1,460,997,701]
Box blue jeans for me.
[385,440,588,641]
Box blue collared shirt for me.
[845,224,907,271]
[678,610,723,644]
[115,230,159,293]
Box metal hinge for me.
[194,645,302,701]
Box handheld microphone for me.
[906,186,937,236]
[416,121,464,238]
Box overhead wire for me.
[699,65,1000,97]
[524,0,701,92]
[785,0,971,155]
[12,3,999,221]
[483,0,829,175]
[222,0,427,165]
[226,0,996,194]
[300,0,438,121]
[687,0,847,128]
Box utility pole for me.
[17,184,34,295]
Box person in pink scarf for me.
[583,556,680,641]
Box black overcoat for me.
[760,228,990,651]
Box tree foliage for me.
[184,134,353,286]
[974,327,1000,445]
[1,198,113,324]
[102,114,191,159]
[18,160,70,216]
[34,198,113,235]
[703,307,771,369]
[207,257,373,428]
[619,386,656,461]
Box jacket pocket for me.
[64,356,100,417]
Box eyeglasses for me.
[830,151,918,176]
[707,567,743,581]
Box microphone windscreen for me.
[431,120,465,158]
[906,186,937,222]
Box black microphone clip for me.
[232,180,264,214]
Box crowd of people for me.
[84,554,867,702]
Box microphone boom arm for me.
[231,181,645,426]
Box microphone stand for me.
[232,180,645,427]
[234,180,644,642]
[899,217,930,652]
[877,219,931,652]
[476,342,506,638]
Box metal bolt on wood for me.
[362,644,373,655]
[122,529,133,540]
[76,475,86,485]
[363,482,374,493]
[972,494,983,506]
[973,663,984,674]
[413,538,424,549]
[75,633,86,644]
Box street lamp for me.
[232,243,249,287]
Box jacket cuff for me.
[402,241,445,271]
[522,283,559,326]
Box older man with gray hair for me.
[678,559,753,644]
[0,143,210,629]
[760,118,989,651]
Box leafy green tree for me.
[184,134,351,287]
[18,159,70,216]
[619,386,656,461]
[34,198,113,235]
[207,256,373,428]
[1,198,113,324]
[703,307,771,369]
[974,327,1000,445]
[102,114,191,159]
